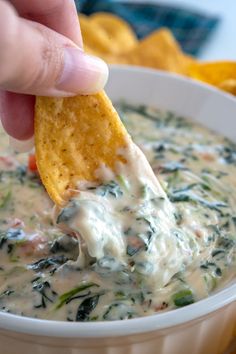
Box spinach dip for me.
[0,103,235,322]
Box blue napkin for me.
[75,0,220,56]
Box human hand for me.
[0,0,108,141]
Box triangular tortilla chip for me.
[35,92,129,205]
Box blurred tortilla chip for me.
[90,12,138,53]
[79,14,112,55]
[218,79,236,95]
[35,92,129,206]
[188,61,236,94]
[79,13,137,56]
[115,29,193,75]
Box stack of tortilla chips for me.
[80,12,236,96]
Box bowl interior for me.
[0,66,235,338]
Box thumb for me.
[0,1,108,96]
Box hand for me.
[0,0,108,140]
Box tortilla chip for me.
[90,12,138,53]
[116,29,192,74]
[35,92,129,206]
[188,62,236,94]
[183,55,198,68]
[218,79,236,95]
[79,14,112,55]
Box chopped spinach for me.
[217,236,235,250]
[0,228,25,249]
[56,200,79,224]
[127,242,144,256]
[64,291,91,305]
[55,282,99,309]
[215,268,222,276]
[135,217,157,247]
[154,144,165,153]
[169,191,228,212]
[119,103,160,123]
[159,162,188,174]
[172,183,197,194]
[200,261,216,270]
[129,291,146,306]
[201,183,212,191]
[0,289,14,298]
[7,228,25,240]
[103,303,133,320]
[76,294,100,321]
[0,231,7,249]
[29,255,68,272]
[7,244,14,254]
[200,261,222,277]
[172,289,194,307]
[169,193,191,203]
[96,181,123,198]
[103,303,120,320]
[33,280,56,308]
[115,291,127,300]
[212,249,225,257]
[219,145,236,164]
[15,166,27,184]
[221,220,230,230]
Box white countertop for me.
[124,0,236,60]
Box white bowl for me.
[0,66,235,354]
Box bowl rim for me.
[0,65,235,338]
[108,64,236,101]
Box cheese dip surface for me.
[0,103,235,321]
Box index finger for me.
[9,0,82,47]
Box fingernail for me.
[9,136,34,153]
[56,47,109,94]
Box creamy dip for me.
[0,103,235,321]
